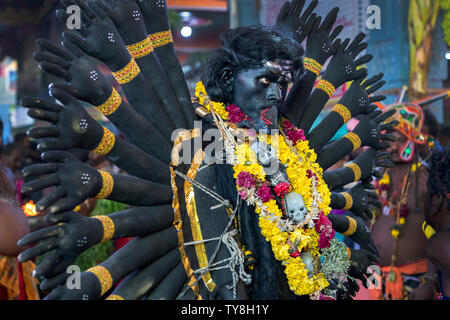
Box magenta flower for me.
[226,104,248,123]
[283,120,306,145]
[315,212,335,249]
[257,185,274,203]
[236,171,256,189]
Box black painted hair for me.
[423,109,439,138]
[427,147,450,210]
[202,25,304,105]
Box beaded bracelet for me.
[149,30,173,48]
[303,57,322,76]
[112,59,140,84]
[345,162,362,182]
[316,79,335,98]
[343,132,362,151]
[95,88,122,116]
[93,215,115,243]
[106,294,124,300]
[92,127,116,156]
[342,217,357,237]
[87,266,113,296]
[332,104,352,124]
[341,192,353,211]
[95,171,114,199]
[126,36,154,59]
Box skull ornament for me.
[285,192,307,224]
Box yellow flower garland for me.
[233,134,332,296]
[195,81,229,121]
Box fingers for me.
[33,51,71,69]
[27,126,59,139]
[41,150,75,163]
[37,138,65,152]
[354,54,373,67]
[379,120,399,132]
[369,95,386,103]
[347,33,366,53]
[321,7,339,33]
[368,109,383,120]
[300,0,317,21]
[37,187,68,213]
[48,86,78,106]
[41,276,68,294]
[36,38,74,61]
[292,0,304,16]
[48,197,80,215]
[366,80,386,95]
[22,163,59,179]
[312,16,322,33]
[363,73,383,87]
[74,0,96,19]
[18,238,58,264]
[381,133,398,142]
[39,61,71,81]
[61,38,84,58]
[17,225,60,249]
[351,42,368,59]
[329,25,343,42]
[94,0,115,19]
[33,251,61,278]
[368,197,382,208]
[21,175,60,195]
[27,108,58,124]
[352,68,368,80]
[378,141,391,150]
[375,108,396,123]
[376,159,394,168]
[365,104,378,114]
[62,31,92,56]
[276,2,290,23]
[87,0,107,19]
[353,69,368,85]
[21,98,64,112]
[43,210,78,224]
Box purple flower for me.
[226,104,248,123]
[236,171,256,189]
[257,185,274,203]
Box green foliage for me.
[168,9,182,31]
[442,0,450,45]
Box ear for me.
[219,67,234,94]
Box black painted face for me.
[231,65,282,131]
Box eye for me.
[259,77,271,86]
[300,207,304,211]
[290,210,295,213]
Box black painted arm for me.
[94,0,190,130]
[136,0,196,127]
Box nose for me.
[267,84,281,104]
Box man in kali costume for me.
[17,0,399,300]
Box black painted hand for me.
[349,248,379,282]
[346,182,381,220]
[347,214,379,258]
[275,0,318,44]
[94,0,148,43]
[60,0,130,69]
[338,72,386,117]
[353,109,399,150]
[17,211,102,290]
[22,87,104,152]
[305,7,343,65]
[33,38,111,106]
[322,33,373,88]
[43,271,102,300]
[135,0,170,33]
[21,151,103,214]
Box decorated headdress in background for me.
[375,103,426,162]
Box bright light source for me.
[446,52,450,60]
[180,11,191,18]
[181,26,192,38]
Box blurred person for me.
[0,143,23,179]
[423,147,450,300]
[370,105,438,300]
